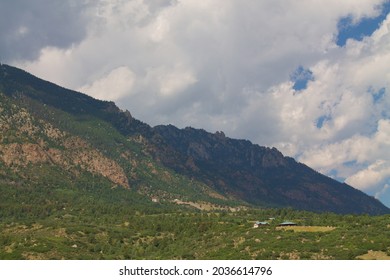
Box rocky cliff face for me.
[0,94,129,188]
[147,125,388,214]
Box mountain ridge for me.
[1,63,388,215]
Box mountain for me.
[1,63,389,215]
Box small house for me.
[278,221,297,227]
[253,221,269,228]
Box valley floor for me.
[1,206,390,260]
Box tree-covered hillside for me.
[1,64,390,260]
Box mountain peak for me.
[1,64,389,215]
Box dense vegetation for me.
[1,182,390,260]
[1,162,390,260]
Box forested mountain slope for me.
[1,63,388,215]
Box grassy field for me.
[357,250,390,260]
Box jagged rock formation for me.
[146,125,388,214]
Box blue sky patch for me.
[327,169,345,183]
[343,160,358,167]
[336,1,390,46]
[370,87,386,103]
[291,66,314,91]
[316,114,332,129]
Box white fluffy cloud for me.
[269,15,390,203]
[78,66,136,101]
[5,0,390,206]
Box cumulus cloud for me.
[5,0,390,206]
[270,14,390,200]
[78,66,136,101]
[346,160,390,191]
[299,118,390,200]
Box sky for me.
[1,0,390,207]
